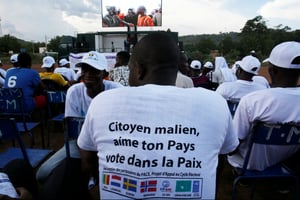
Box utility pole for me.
[45,35,48,52]
[0,17,3,36]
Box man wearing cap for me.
[227,41,300,171]
[10,54,19,68]
[197,61,215,89]
[4,52,46,113]
[189,60,203,87]
[54,58,76,81]
[39,56,69,89]
[216,55,267,101]
[36,51,123,183]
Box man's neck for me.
[87,84,104,98]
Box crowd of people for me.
[0,32,300,199]
[102,5,162,27]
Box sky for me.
[0,0,300,42]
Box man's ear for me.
[137,63,147,80]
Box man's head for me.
[10,54,19,67]
[235,55,261,80]
[265,41,300,87]
[202,61,214,74]
[178,52,190,76]
[59,58,70,68]
[18,52,32,68]
[128,32,180,86]
[189,60,201,76]
[41,56,56,71]
[115,51,130,67]
[137,6,146,15]
[77,51,108,89]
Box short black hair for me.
[18,52,32,68]
[117,51,130,64]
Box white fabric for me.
[54,67,76,81]
[237,55,261,75]
[65,81,123,117]
[0,68,6,87]
[212,57,236,84]
[252,75,270,88]
[175,72,194,88]
[228,87,300,170]
[216,80,267,100]
[78,85,239,199]
[267,41,300,69]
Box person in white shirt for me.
[216,55,268,100]
[77,32,238,200]
[211,56,236,87]
[54,58,76,81]
[36,51,123,183]
[227,41,300,171]
[0,60,6,87]
[252,75,270,88]
[176,52,193,88]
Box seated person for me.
[36,51,123,183]
[0,159,38,200]
[0,59,7,87]
[227,41,300,171]
[39,56,70,90]
[109,51,130,86]
[77,32,238,199]
[175,52,193,88]
[4,52,46,113]
[216,55,268,100]
[54,58,76,81]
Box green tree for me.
[196,38,217,55]
[0,34,21,53]
[239,15,269,56]
[47,36,62,52]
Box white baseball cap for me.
[10,54,18,63]
[264,41,300,69]
[78,51,108,72]
[203,61,213,69]
[59,58,70,66]
[190,60,201,70]
[42,56,56,68]
[237,55,261,75]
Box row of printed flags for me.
[102,174,200,193]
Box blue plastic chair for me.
[0,118,53,168]
[46,90,67,146]
[64,117,85,158]
[231,121,300,200]
[0,88,45,147]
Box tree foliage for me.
[0,34,21,54]
[181,15,300,63]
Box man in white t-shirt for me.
[36,51,123,183]
[216,55,268,100]
[176,52,193,88]
[77,32,238,199]
[54,58,76,81]
[211,56,236,86]
[227,41,300,171]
